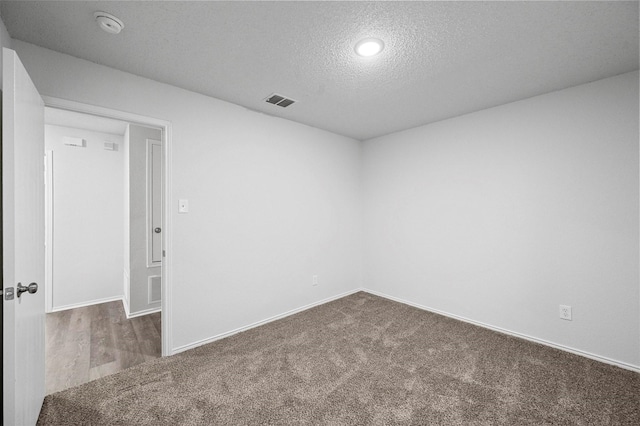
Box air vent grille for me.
[265,93,296,108]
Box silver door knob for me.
[154,227,161,233]
[17,282,38,297]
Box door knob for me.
[154,227,161,233]
[17,282,38,297]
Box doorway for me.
[43,105,167,394]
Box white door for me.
[2,48,46,425]
[148,139,162,265]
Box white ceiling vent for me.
[265,93,296,108]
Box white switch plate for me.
[312,275,318,286]
[178,199,189,213]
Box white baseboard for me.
[122,296,130,318]
[171,289,363,355]
[362,288,640,373]
[50,295,124,313]
[125,306,161,319]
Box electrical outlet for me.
[312,275,318,286]
[559,305,572,321]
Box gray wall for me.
[45,125,124,309]
[13,40,363,352]
[362,71,640,368]
[17,38,638,369]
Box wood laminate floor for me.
[45,300,161,395]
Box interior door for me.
[148,139,162,265]
[2,48,46,426]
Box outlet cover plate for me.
[559,305,572,321]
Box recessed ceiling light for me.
[355,38,384,57]
[94,11,124,35]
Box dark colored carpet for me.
[38,292,640,425]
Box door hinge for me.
[163,250,166,258]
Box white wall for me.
[45,125,124,309]
[14,39,637,368]
[363,71,640,368]
[128,124,162,315]
[14,41,362,351]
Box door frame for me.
[42,96,174,357]
[44,150,53,313]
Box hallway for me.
[45,301,161,395]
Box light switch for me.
[179,199,189,213]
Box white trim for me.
[145,138,162,268]
[44,151,54,313]
[172,289,363,355]
[147,274,162,304]
[122,292,130,318]
[125,306,161,320]
[42,96,173,357]
[161,123,173,357]
[51,295,123,313]
[122,268,130,316]
[362,288,640,373]
[42,97,170,130]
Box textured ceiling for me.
[2,1,638,140]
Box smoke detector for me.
[94,11,124,34]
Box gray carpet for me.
[38,292,640,425]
